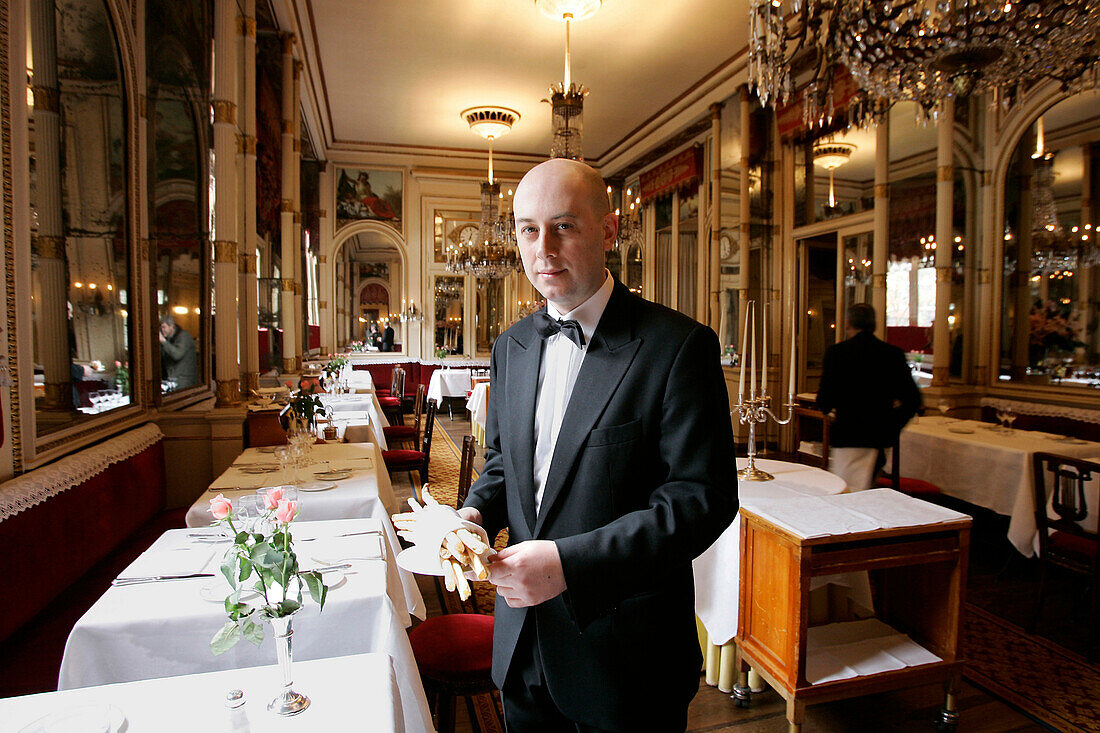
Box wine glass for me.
[995,408,1007,431]
[1004,410,1017,434]
[274,446,292,484]
[937,400,951,422]
[235,495,262,533]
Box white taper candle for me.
[750,306,757,397]
[788,311,797,398]
[738,303,749,399]
[761,302,768,396]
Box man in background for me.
[816,303,922,490]
[159,314,198,389]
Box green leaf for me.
[237,558,253,583]
[210,621,242,655]
[220,557,237,587]
[235,531,249,544]
[241,617,264,647]
[251,532,264,543]
[250,542,282,569]
[301,571,328,611]
[277,599,301,616]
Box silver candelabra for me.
[733,391,795,481]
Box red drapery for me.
[640,146,704,204]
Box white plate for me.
[256,446,280,453]
[947,426,975,434]
[297,480,337,492]
[18,704,126,733]
[199,580,262,604]
[1050,436,1088,444]
[240,465,277,474]
[199,570,345,603]
[396,544,494,580]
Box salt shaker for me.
[226,688,251,732]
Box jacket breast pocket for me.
[587,419,642,448]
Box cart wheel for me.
[731,683,751,709]
[936,707,959,731]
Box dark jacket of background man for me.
[816,328,922,449]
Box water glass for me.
[235,495,262,533]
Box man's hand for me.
[489,540,566,608]
[457,507,483,525]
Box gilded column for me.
[709,102,723,332]
[932,97,954,387]
[1013,140,1035,378]
[238,1,260,396]
[30,0,71,409]
[212,0,241,405]
[738,86,752,342]
[292,60,305,370]
[335,259,345,347]
[872,110,889,339]
[318,166,334,353]
[279,34,298,373]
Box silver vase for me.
[267,613,310,716]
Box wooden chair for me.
[378,367,406,425]
[456,435,476,509]
[409,432,494,733]
[1029,453,1100,656]
[874,434,943,498]
[382,398,436,488]
[383,384,425,447]
[245,408,289,448]
[793,406,832,469]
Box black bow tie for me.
[534,311,586,348]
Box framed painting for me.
[335,167,403,232]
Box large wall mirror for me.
[28,0,133,437]
[434,276,464,356]
[475,278,504,355]
[1000,93,1098,389]
[147,0,211,396]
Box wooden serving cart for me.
[733,498,971,732]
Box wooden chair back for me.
[1032,452,1100,572]
[390,367,406,400]
[410,383,426,442]
[793,406,832,469]
[419,398,438,482]
[457,435,477,509]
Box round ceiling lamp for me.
[535,0,602,22]
[461,106,520,142]
[812,142,856,170]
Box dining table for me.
[186,442,396,528]
[7,652,415,731]
[426,368,472,404]
[898,415,1100,556]
[319,392,390,441]
[692,458,848,691]
[466,381,490,444]
[57,518,431,732]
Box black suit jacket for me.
[816,330,922,448]
[463,282,738,730]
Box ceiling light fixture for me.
[812,142,855,208]
[537,0,601,160]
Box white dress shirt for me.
[532,271,615,515]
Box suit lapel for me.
[506,324,541,534]
[534,285,641,537]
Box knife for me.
[111,573,215,586]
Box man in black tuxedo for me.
[460,159,737,731]
[816,303,922,490]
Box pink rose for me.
[261,487,284,510]
[274,499,297,524]
[209,494,232,520]
[285,381,293,389]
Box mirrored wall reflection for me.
[147,0,210,396]
[1000,93,1099,389]
[475,278,504,355]
[434,276,464,357]
[29,0,132,436]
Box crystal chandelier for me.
[749,0,1100,121]
[537,0,601,160]
[616,187,643,252]
[447,107,523,280]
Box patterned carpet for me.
[963,603,1100,733]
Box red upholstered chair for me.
[382,398,436,488]
[875,436,943,497]
[383,384,425,447]
[408,432,494,733]
[1029,453,1100,657]
[378,367,406,425]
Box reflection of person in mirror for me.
[159,314,198,389]
[380,324,395,352]
[458,158,738,731]
[816,303,922,490]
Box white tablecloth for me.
[466,382,490,444]
[899,416,1100,556]
[693,458,848,645]
[346,369,374,392]
[187,443,397,527]
[58,519,430,732]
[7,653,413,732]
[320,392,390,436]
[427,368,472,403]
[320,410,381,447]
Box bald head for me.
[514,159,611,221]
[512,158,618,312]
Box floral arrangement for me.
[1029,299,1084,356]
[322,356,348,381]
[435,347,449,359]
[113,360,129,394]
[347,340,366,353]
[207,489,328,655]
[289,390,326,431]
